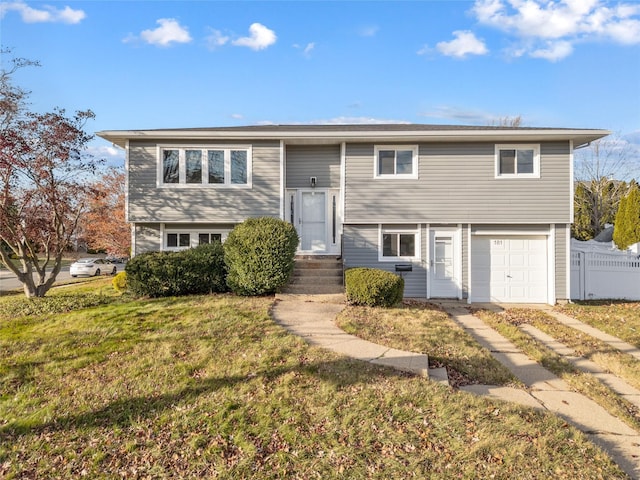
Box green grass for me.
[556,302,640,349]
[0,283,627,478]
[335,301,518,388]
[474,308,640,433]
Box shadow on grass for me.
[0,357,412,440]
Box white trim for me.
[156,144,253,188]
[569,140,575,222]
[280,140,285,220]
[124,139,130,222]
[472,228,551,236]
[548,224,556,305]
[426,224,431,299]
[467,225,472,304]
[131,224,136,257]
[378,224,421,262]
[99,127,610,150]
[340,142,346,236]
[494,144,540,179]
[373,145,419,179]
[427,225,462,299]
[159,223,165,251]
[565,224,571,301]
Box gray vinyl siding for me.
[134,223,161,254]
[345,142,571,224]
[555,224,568,301]
[342,224,427,298]
[128,140,281,223]
[286,145,341,188]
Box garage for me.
[471,235,548,303]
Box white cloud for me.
[139,18,192,47]
[232,23,277,50]
[471,0,640,60]
[529,40,574,61]
[294,42,315,57]
[436,30,489,58]
[303,42,315,56]
[230,113,244,119]
[206,28,229,49]
[0,1,85,24]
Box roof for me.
[97,123,611,149]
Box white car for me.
[70,258,117,277]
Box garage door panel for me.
[472,235,548,303]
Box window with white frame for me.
[379,226,420,261]
[165,230,228,251]
[374,145,418,179]
[495,144,540,178]
[159,146,251,187]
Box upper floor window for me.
[374,145,418,179]
[159,146,252,187]
[495,144,540,178]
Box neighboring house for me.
[97,124,609,304]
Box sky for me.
[1,0,640,174]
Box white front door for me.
[429,228,460,298]
[300,190,327,252]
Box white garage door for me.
[472,235,548,303]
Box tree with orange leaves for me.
[81,168,130,256]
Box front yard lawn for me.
[0,282,626,478]
[556,302,640,349]
[335,302,518,388]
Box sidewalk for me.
[271,294,640,478]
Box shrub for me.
[112,271,128,293]
[345,267,404,307]
[613,185,640,250]
[224,217,299,295]
[125,242,227,297]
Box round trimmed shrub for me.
[345,267,404,307]
[224,217,299,296]
[112,271,128,293]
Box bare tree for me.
[572,135,637,240]
[489,115,523,127]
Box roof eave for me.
[96,128,611,149]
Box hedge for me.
[125,242,227,297]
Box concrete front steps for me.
[281,256,344,295]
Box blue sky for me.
[1,0,640,173]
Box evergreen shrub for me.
[345,267,404,307]
[224,217,299,295]
[125,242,227,297]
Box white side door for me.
[429,228,460,298]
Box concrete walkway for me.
[435,300,640,479]
[271,293,640,478]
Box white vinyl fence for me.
[571,250,640,300]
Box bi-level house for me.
[97,124,609,304]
